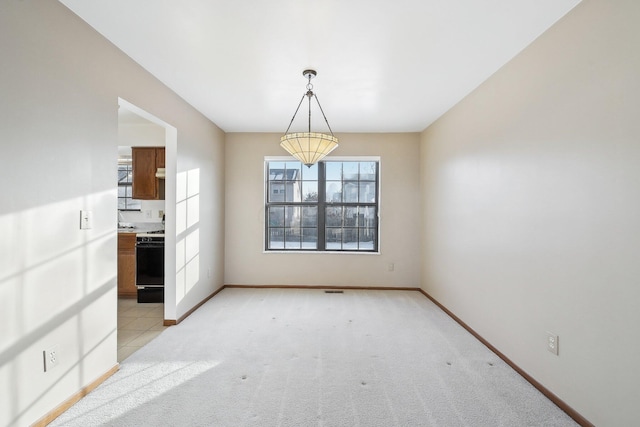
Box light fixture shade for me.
[280,132,339,167]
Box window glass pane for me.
[269,206,285,227]
[286,180,302,202]
[344,207,358,226]
[302,228,317,249]
[343,182,358,202]
[285,161,301,173]
[301,206,317,227]
[118,165,133,183]
[269,182,284,202]
[302,181,318,201]
[326,228,342,250]
[269,182,285,202]
[284,227,301,249]
[326,206,342,227]
[269,229,284,249]
[362,206,376,226]
[359,162,376,181]
[359,206,370,226]
[284,206,300,228]
[268,162,286,180]
[118,167,128,183]
[269,162,303,202]
[359,182,376,203]
[359,228,376,250]
[301,162,318,180]
[342,162,358,180]
[326,181,341,202]
[117,163,139,211]
[342,228,359,250]
[326,162,341,180]
[286,162,302,203]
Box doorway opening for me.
[116,98,177,361]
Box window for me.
[118,162,141,210]
[265,159,379,252]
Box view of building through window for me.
[265,160,379,252]
[118,162,141,210]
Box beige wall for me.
[420,0,640,425]
[225,133,421,288]
[0,2,225,426]
[118,122,165,147]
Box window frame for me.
[118,161,141,211]
[264,156,380,253]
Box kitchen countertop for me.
[118,223,164,234]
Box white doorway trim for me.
[118,98,178,322]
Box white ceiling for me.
[60,0,580,133]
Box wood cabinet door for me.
[156,147,165,168]
[156,147,166,200]
[132,147,157,199]
[117,233,137,297]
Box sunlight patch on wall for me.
[175,169,201,303]
[185,230,200,292]
[175,238,186,302]
[0,190,116,427]
[0,191,115,354]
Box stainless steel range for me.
[136,231,164,303]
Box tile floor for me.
[117,298,167,362]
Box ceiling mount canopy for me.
[280,69,339,167]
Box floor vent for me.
[324,290,344,294]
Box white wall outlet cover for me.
[80,210,93,229]
[546,332,559,355]
[43,344,59,372]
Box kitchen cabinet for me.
[156,147,165,168]
[132,147,165,200]
[117,233,137,297]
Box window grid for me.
[265,160,378,252]
[118,163,141,211]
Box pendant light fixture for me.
[280,69,339,167]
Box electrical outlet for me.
[388,263,395,272]
[546,332,559,355]
[43,345,59,372]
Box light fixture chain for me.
[284,94,307,134]
[308,91,312,132]
[313,94,334,136]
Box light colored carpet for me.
[51,288,578,426]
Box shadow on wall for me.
[175,168,201,305]
[0,190,117,426]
